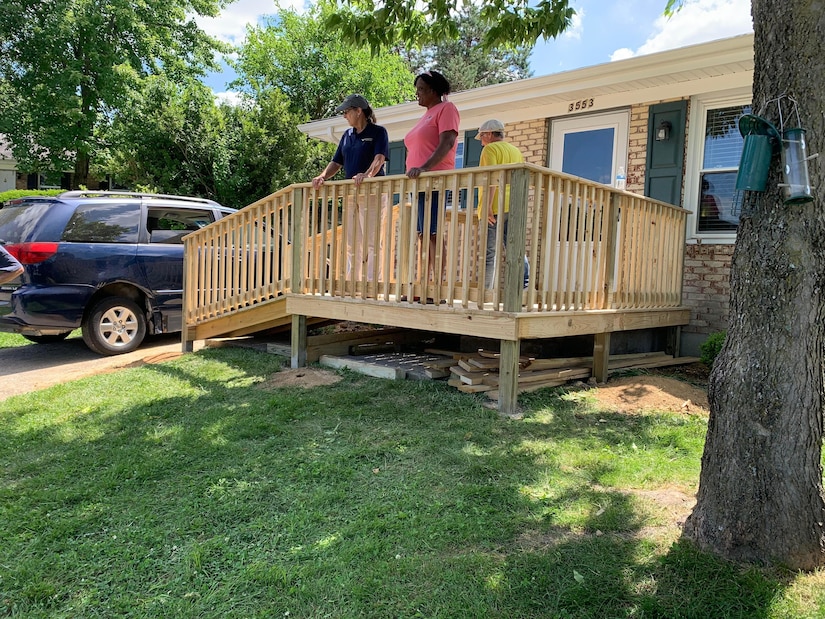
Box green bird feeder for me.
[735,114,780,193]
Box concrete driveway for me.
[0,334,202,400]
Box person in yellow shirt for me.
[476,119,529,289]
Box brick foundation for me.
[682,243,732,335]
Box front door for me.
[549,110,630,186]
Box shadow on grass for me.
[0,347,789,618]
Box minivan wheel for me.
[82,296,147,356]
[22,331,72,344]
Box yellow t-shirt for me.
[477,140,524,217]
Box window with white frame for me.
[686,92,752,237]
[455,139,465,169]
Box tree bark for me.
[682,0,825,569]
[73,151,90,190]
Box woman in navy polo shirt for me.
[313,94,389,284]
[0,245,23,285]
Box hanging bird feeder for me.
[774,96,818,205]
[735,113,780,193]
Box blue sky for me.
[197,0,753,102]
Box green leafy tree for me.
[104,77,226,200]
[397,4,532,92]
[321,0,574,54]
[232,4,415,121]
[329,0,825,569]
[0,0,228,188]
[106,77,329,209]
[216,92,332,208]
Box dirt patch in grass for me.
[258,367,342,389]
[591,373,709,415]
[515,487,697,550]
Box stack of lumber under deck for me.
[423,349,699,401]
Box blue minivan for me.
[0,191,235,355]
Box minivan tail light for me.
[6,242,60,264]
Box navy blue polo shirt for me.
[0,246,22,276]
[332,122,390,179]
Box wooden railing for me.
[183,163,687,329]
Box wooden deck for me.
[181,163,690,414]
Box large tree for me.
[327,0,825,569]
[105,78,328,209]
[104,77,227,200]
[680,0,825,569]
[0,0,227,188]
[216,91,331,207]
[232,4,415,122]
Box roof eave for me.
[299,33,755,143]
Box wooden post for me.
[180,238,194,352]
[398,196,413,301]
[503,168,529,313]
[593,332,611,384]
[291,314,307,369]
[290,187,305,295]
[499,339,521,416]
[499,167,530,415]
[667,326,681,357]
[290,186,307,368]
[603,192,621,309]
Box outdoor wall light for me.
[656,120,672,142]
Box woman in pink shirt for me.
[404,70,460,291]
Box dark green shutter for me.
[464,130,482,167]
[387,141,407,175]
[458,130,483,209]
[644,101,687,206]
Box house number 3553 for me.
[568,98,595,112]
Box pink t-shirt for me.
[404,101,460,171]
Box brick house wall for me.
[627,103,649,194]
[505,118,548,166]
[682,242,732,335]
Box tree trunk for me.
[73,150,90,190]
[682,0,825,569]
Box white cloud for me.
[214,91,247,107]
[613,0,752,60]
[562,7,585,40]
[195,0,307,46]
[610,48,635,62]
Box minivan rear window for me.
[62,203,140,243]
[0,202,67,243]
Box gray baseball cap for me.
[475,119,505,138]
[335,94,371,113]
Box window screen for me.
[697,105,751,233]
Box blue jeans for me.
[485,213,529,289]
[416,190,452,235]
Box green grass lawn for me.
[0,331,82,349]
[1,346,823,618]
[0,332,32,348]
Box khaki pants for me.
[344,192,387,281]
